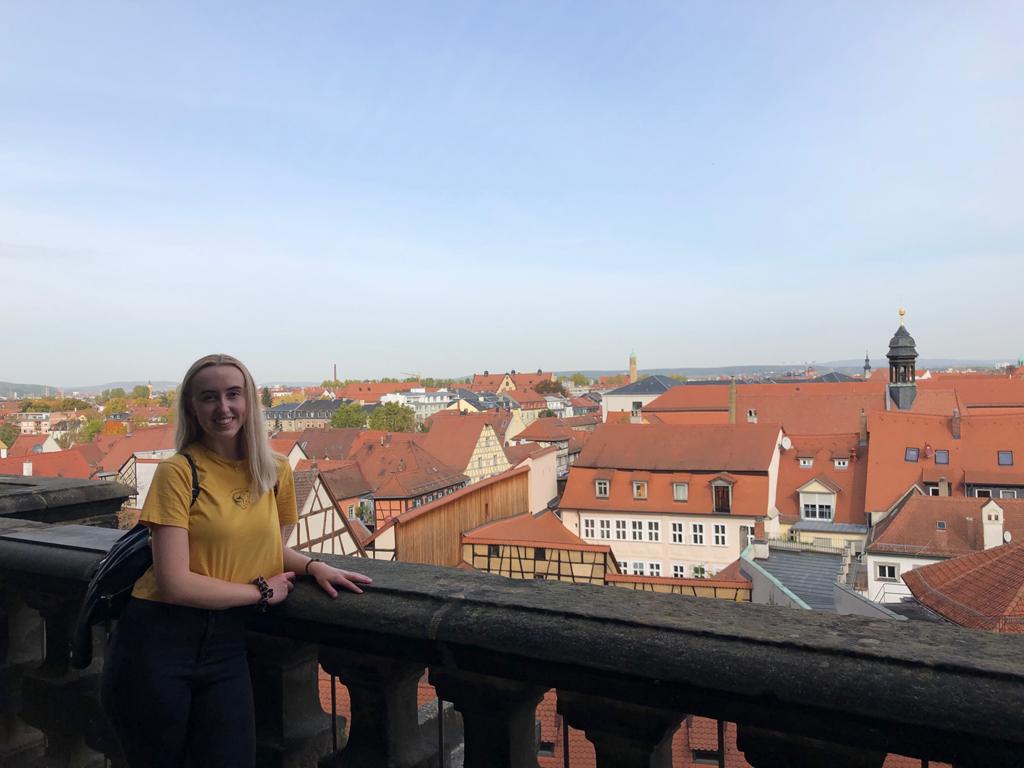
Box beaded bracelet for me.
[304,558,323,576]
[252,576,273,613]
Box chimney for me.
[333,363,337,382]
[982,500,1005,550]
[22,461,32,477]
[938,477,950,497]
[951,408,961,440]
[728,378,737,425]
[859,409,868,448]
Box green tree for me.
[109,387,127,399]
[321,379,344,388]
[158,389,177,409]
[132,385,151,399]
[539,408,556,418]
[669,374,688,382]
[104,397,128,415]
[330,402,368,429]
[534,379,567,396]
[570,372,590,387]
[57,397,91,411]
[367,402,416,432]
[80,419,104,442]
[261,387,273,409]
[0,423,20,448]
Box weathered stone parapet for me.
[2,526,1024,767]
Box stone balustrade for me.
[2,518,1024,768]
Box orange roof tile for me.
[776,434,867,526]
[903,541,1024,632]
[7,434,54,457]
[463,510,607,551]
[0,450,94,479]
[869,495,1024,558]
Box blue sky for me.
[3,2,1022,385]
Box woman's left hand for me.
[309,561,373,597]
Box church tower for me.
[629,351,638,384]
[863,351,872,380]
[886,309,918,410]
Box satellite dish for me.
[780,436,792,451]
[1005,531,1013,543]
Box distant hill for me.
[555,359,1007,381]
[59,381,180,395]
[0,381,58,399]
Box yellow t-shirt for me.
[132,443,298,603]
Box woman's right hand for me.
[265,571,296,606]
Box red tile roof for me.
[576,423,781,473]
[869,495,1024,558]
[93,425,176,473]
[336,382,419,403]
[462,510,608,551]
[418,414,494,472]
[0,450,94,479]
[775,434,867,526]
[7,434,53,457]
[903,541,1024,632]
[503,443,557,465]
[348,439,466,499]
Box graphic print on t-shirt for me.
[231,488,251,509]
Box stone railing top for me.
[0,475,132,521]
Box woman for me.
[102,354,371,767]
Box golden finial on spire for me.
[898,307,906,326]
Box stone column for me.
[736,725,886,768]
[318,647,435,768]
[556,690,682,768]
[247,633,333,768]
[0,589,46,766]
[429,669,545,768]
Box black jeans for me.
[101,598,256,768]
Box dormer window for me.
[632,481,648,500]
[834,458,849,470]
[673,482,689,502]
[711,481,732,513]
[631,401,643,417]
[595,479,609,498]
[998,451,1014,466]
[799,457,813,469]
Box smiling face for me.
[189,364,248,456]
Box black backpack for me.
[70,453,200,669]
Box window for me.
[535,547,547,561]
[672,564,686,578]
[595,479,609,498]
[934,450,949,465]
[713,524,727,546]
[998,451,1014,466]
[834,458,849,470]
[633,480,648,499]
[876,563,898,582]
[929,486,940,496]
[904,447,920,462]
[615,519,627,540]
[488,545,500,558]
[673,482,689,502]
[671,522,684,544]
[976,489,992,498]
[631,520,644,541]
[599,519,611,539]
[347,504,355,519]
[798,457,813,469]
[647,521,660,542]
[693,750,719,765]
[802,501,834,520]
[1000,489,1018,499]
[691,523,705,545]
[713,484,731,513]
[692,565,707,579]
[936,521,946,530]
[648,562,662,577]
[630,561,645,576]
[631,400,643,415]
[583,518,595,538]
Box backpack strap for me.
[181,452,200,507]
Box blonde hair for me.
[175,354,278,498]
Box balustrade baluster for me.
[556,690,682,768]
[429,669,545,768]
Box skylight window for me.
[934,450,949,465]
[998,451,1014,466]
[904,447,920,462]
[936,521,947,530]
